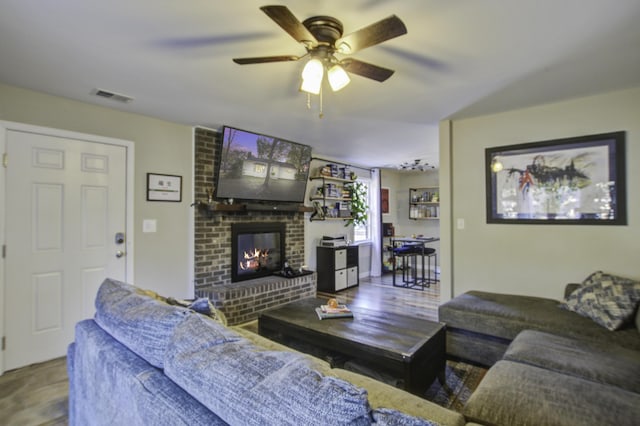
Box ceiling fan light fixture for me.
[328,64,350,91]
[336,41,352,54]
[300,58,324,94]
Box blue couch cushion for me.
[94,278,191,368]
[165,313,372,426]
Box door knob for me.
[116,250,125,258]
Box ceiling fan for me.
[232,5,407,94]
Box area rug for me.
[423,360,487,412]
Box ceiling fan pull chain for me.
[306,93,311,110]
[319,86,324,119]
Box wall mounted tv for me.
[214,126,313,204]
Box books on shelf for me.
[315,304,353,320]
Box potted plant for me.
[346,181,368,227]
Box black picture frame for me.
[486,131,626,225]
[147,173,182,202]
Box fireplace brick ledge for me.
[195,272,317,325]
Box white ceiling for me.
[1,0,640,168]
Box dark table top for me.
[259,297,444,361]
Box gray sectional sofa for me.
[68,278,465,426]
[439,272,640,426]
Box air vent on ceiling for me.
[93,88,134,103]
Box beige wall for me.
[0,84,194,297]
[444,87,640,300]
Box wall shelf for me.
[308,173,355,222]
[409,187,439,220]
[196,202,312,218]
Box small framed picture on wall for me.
[381,187,390,214]
[147,173,182,202]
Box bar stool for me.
[393,244,422,288]
[393,244,437,289]
[421,247,437,285]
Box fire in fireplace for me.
[231,222,285,282]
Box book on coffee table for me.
[320,304,351,314]
[315,306,353,320]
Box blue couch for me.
[67,279,465,425]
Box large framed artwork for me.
[485,131,626,225]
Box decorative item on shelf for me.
[281,259,295,277]
[206,186,214,204]
[320,165,332,177]
[311,201,327,220]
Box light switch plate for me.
[143,219,157,233]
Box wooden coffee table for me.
[258,297,446,396]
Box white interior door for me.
[3,126,131,371]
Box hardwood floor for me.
[319,272,441,322]
[0,356,68,426]
[0,273,439,425]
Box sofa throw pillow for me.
[581,270,606,287]
[560,271,640,331]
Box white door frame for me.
[0,120,135,374]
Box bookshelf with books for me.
[309,163,356,222]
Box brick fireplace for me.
[193,128,316,325]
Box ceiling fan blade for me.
[341,58,395,82]
[260,5,318,47]
[336,15,407,54]
[233,55,300,65]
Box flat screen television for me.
[214,125,312,204]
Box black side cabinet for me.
[316,246,359,293]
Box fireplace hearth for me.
[231,222,285,282]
